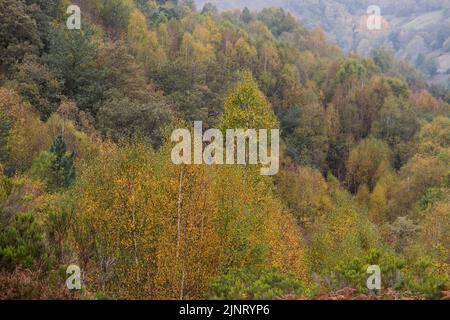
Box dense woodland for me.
[199,0,450,86]
[0,0,449,299]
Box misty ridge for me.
[197,0,450,86]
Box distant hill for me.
[196,0,450,86]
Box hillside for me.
[197,0,450,86]
[0,0,449,300]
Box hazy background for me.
[196,0,450,86]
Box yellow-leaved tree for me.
[72,142,160,298]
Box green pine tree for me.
[49,135,76,190]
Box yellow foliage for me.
[0,88,51,171]
[71,140,310,298]
[127,9,165,68]
[276,166,333,226]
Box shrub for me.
[207,268,309,300]
[0,212,52,271]
[0,267,75,300]
[331,248,405,293]
[403,256,449,299]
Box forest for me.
[0,0,449,300]
[199,0,450,87]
